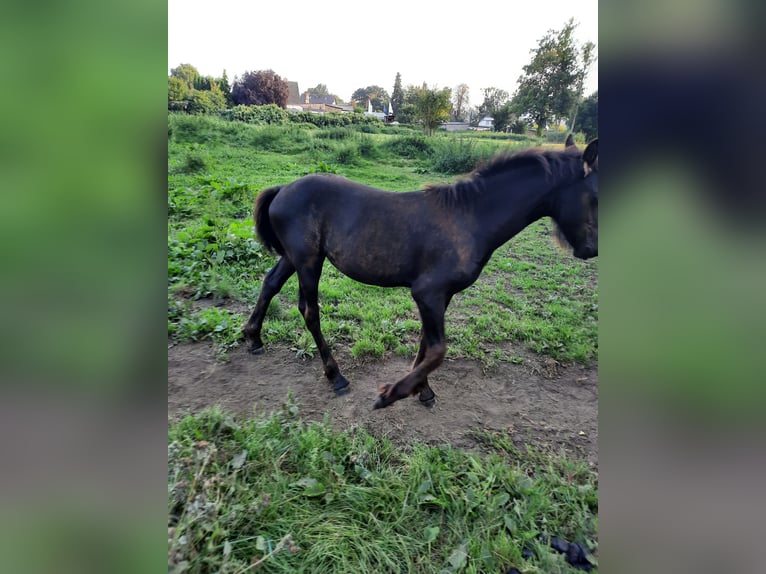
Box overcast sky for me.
[168,0,597,105]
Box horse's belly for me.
[327,255,412,288]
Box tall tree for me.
[350,85,390,111]
[308,83,329,95]
[391,73,404,114]
[491,102,517,132]
[168,76,189,103]
[573,91,598,140]
[415,86,452,135]
[478,87,509,117]
[511,18,596,136]
[451,83,470,121]
[170,64,200,89]
[219,70,232,106]
[231,70,290,107]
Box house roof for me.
[302,93,336,105]
[286,81,301,105]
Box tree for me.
[414,86,452,135]
[491,101,517,132]
[391,73,404,114]
[511,18,596,136]
[573,91,597,140]
[451,83,469,121]
[350,85,390,111]
[168,76,189,103]
[478,87,509,118]
[308,83,329,95]
[170,64,200,89]
[231,70,290,107]
[219,70,232,106]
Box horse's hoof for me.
[372,396,387,410]
[333,375,350,396]
[418,387,435,407]
[248,344,265,355]
[419,396,436,408]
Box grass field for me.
[167,114,597,365]
[167,113,598,573]
[168,402,597,574]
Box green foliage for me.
[227,103,289,124]
[315,127,353,140]
[391,72,404,114]
[350,85,390,111]
[491,101,517,133]
[479,87,510,117]
[170,63,200,87]
[430,138,493,174]
[510,118,529,134]
[168,76,189,102]
[573,91,598,140]
[334,143,359,165]
[511,18,596,136]
[414,86,452,135]
[451,83,470,121]
[170,306,244,358]
[383,134,434,159]
[180,146,210,173]
[187,89,225,114]
[168,405,598,574]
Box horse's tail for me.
[254,186,285,256]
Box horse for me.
[243,138,598,409]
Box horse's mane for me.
[424,146,583,209]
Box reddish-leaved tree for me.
[231,70,289,107]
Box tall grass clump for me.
[384,135,434,159]
[430,138,493,174]
[334,143,360,165]
[251,125,311,153]
[170,113,219,144]
[315,127,354,140]
[180,146,210,173]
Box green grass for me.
[168,401,598,574]
[167,113,597,364]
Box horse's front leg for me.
[410,293,452,406]
[373,288,447,409]
[243,257,295,353]
[296,267,350,395]
[411,332,436,407]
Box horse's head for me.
[553,139,598,260]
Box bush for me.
[334,143,359,165]
[227,104,288,124]
[429,138,492,174]
[171,114,217,144]
[356,134,379,158]
[543,130,570,143]
[181,147,210,173]
[384,135,434,159]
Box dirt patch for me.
[168,343,598,468]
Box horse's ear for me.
[565,133,575,148]
[583,139,598,174]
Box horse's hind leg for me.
[296,264,350,395]
[243,257,295,353]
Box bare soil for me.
[168,343,598,468]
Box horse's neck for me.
[475,169,555,252]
